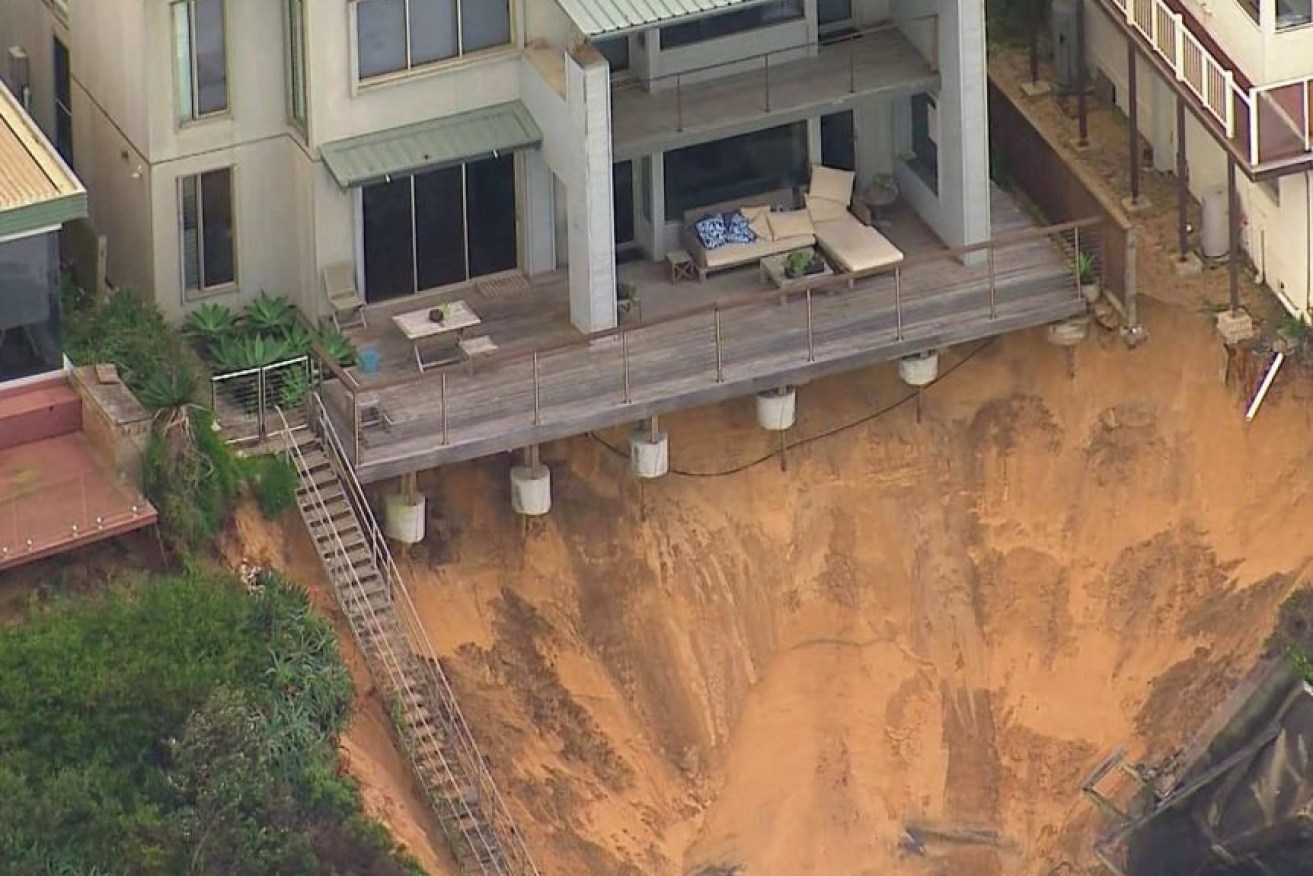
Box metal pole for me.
[1029,0,1041,85]
[676,73,684,132]
[257,367,267,441]
[806,289,815,362]
[1074,224,1084,298]
[1228,153,1240,313]
[622,330,631,403]
[532,352,542,424]
[440,371,449,445]
[849,37,856,93]
[764,54,771,112]
[894,268,904,340]
[1177,95,1189,257]
[353,395,361,465]
[1128,37,1142,203]
[714,307,724,383]
[1077,0,1089,145]
[988,247,998,318]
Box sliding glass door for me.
[361,154,517,302]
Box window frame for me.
[172,0,230,124]
[178,167,239,301]
[285,0,308,131]
[52,37,73,168]
[659,0,804,50]
[351,0,514,85]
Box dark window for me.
[595,36,629,73]
[661,0,803,49]
[0,233,62,382]
[180,167,236,296]
[663,122,808,221]
[466,154,517,277]
[173,0,227,120]
[819,0,853,28]
[613,161,634,246]
[910,93,938,194]
[361,156,518,302]
[821,110,855,173]
[356,0,510,80]
[413,167,465,291]
[52,38,72,167]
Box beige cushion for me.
[741,205,774,241]
[813,214,904,273]
[700,233,816,269]
[806,192,849,223]
[767,208,815,241]
[810,164,856,206]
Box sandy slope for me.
[383,292,1313,876]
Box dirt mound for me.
[391,297,1313,876]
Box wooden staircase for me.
[282,404,539,876]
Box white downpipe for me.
[1245,351,1286,422]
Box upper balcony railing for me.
[1109,0,1313,167]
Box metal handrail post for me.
[1073,224,1084,299]
[764,54,771,112]
[622,330,631,403]
[257,366,267,441]
[849,37,856,93]
[987,246,998,319]
[714,307,724,383]
[894,268,904,340]
[532,352,542,425]
[806,289,816,362]
[440,372,449,445]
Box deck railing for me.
[315,217,1102,467]
[211,355,313,445]
[1107,0,1313,165]
[0,470,150,566]
[612,16,939,134]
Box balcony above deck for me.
[1094,0,1313,176]
[322,186,1097,484]
[611,23,940,161]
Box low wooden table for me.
[666,249,696,284]
[392,300,482,372]
[759,253,835,303]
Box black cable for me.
[588,338,997,478]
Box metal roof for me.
[321,101,542,188]
[556,0,780,38]
[0,82,86,239]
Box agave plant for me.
[280,322,314,357]
[136,365,199,414]
[182,302,236,354]
[209,333,293,374]
[243,292,298,336]
[316,328,358,368]
[275,365,309,410]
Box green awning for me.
[557,0,782,38]
[321,101,542,188]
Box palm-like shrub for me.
[182,303,237,355]
[242,292,297,337]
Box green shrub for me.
[254,456,299,520]
[144,408,243,556]
[316,328,359,368]
[63,289,188,392]
[0,570,414,875]
[243,292,298,336]
[182,302,237,355]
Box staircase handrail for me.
[274,407,510,872]
[304,394,542,876]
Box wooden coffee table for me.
[759,253,835,303]
[392,300,482,371]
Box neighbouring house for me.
[1078,0,1313,317]
[0,78,156,572]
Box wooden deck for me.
[326,187,1094,484]
[611,23,939,160]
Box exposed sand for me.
[218,56,1313,876]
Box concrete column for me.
[565,51,618,333]
[1228,153,1241,313]
[951,0,992,247]
[1176,96,1190,257]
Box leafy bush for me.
[0,570,420,875]
[253,455,299,520]
[243,292,298,336]
[317,328,359,368]
[143,408,243,555]
[183,302,238,355]
[63,289,189,393]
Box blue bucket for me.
[359,346,381,375]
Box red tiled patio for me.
[0,431,156,572]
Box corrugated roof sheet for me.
[0,82,84,233]
[321,101,542,188]
[557,0,774,37]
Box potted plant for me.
[784,247,825,280]
[1077,251,1100,304]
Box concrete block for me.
[1174,252,1204,277]
[1121,195,1153,214]
[1020,80,1052,98]
[1215,308,1255,345]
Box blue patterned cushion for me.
[694,213,728,249]
[722,211,757,245]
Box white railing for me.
[1111,0,1240,136]
[298,396,542,876]
[1107,0,1313,164]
